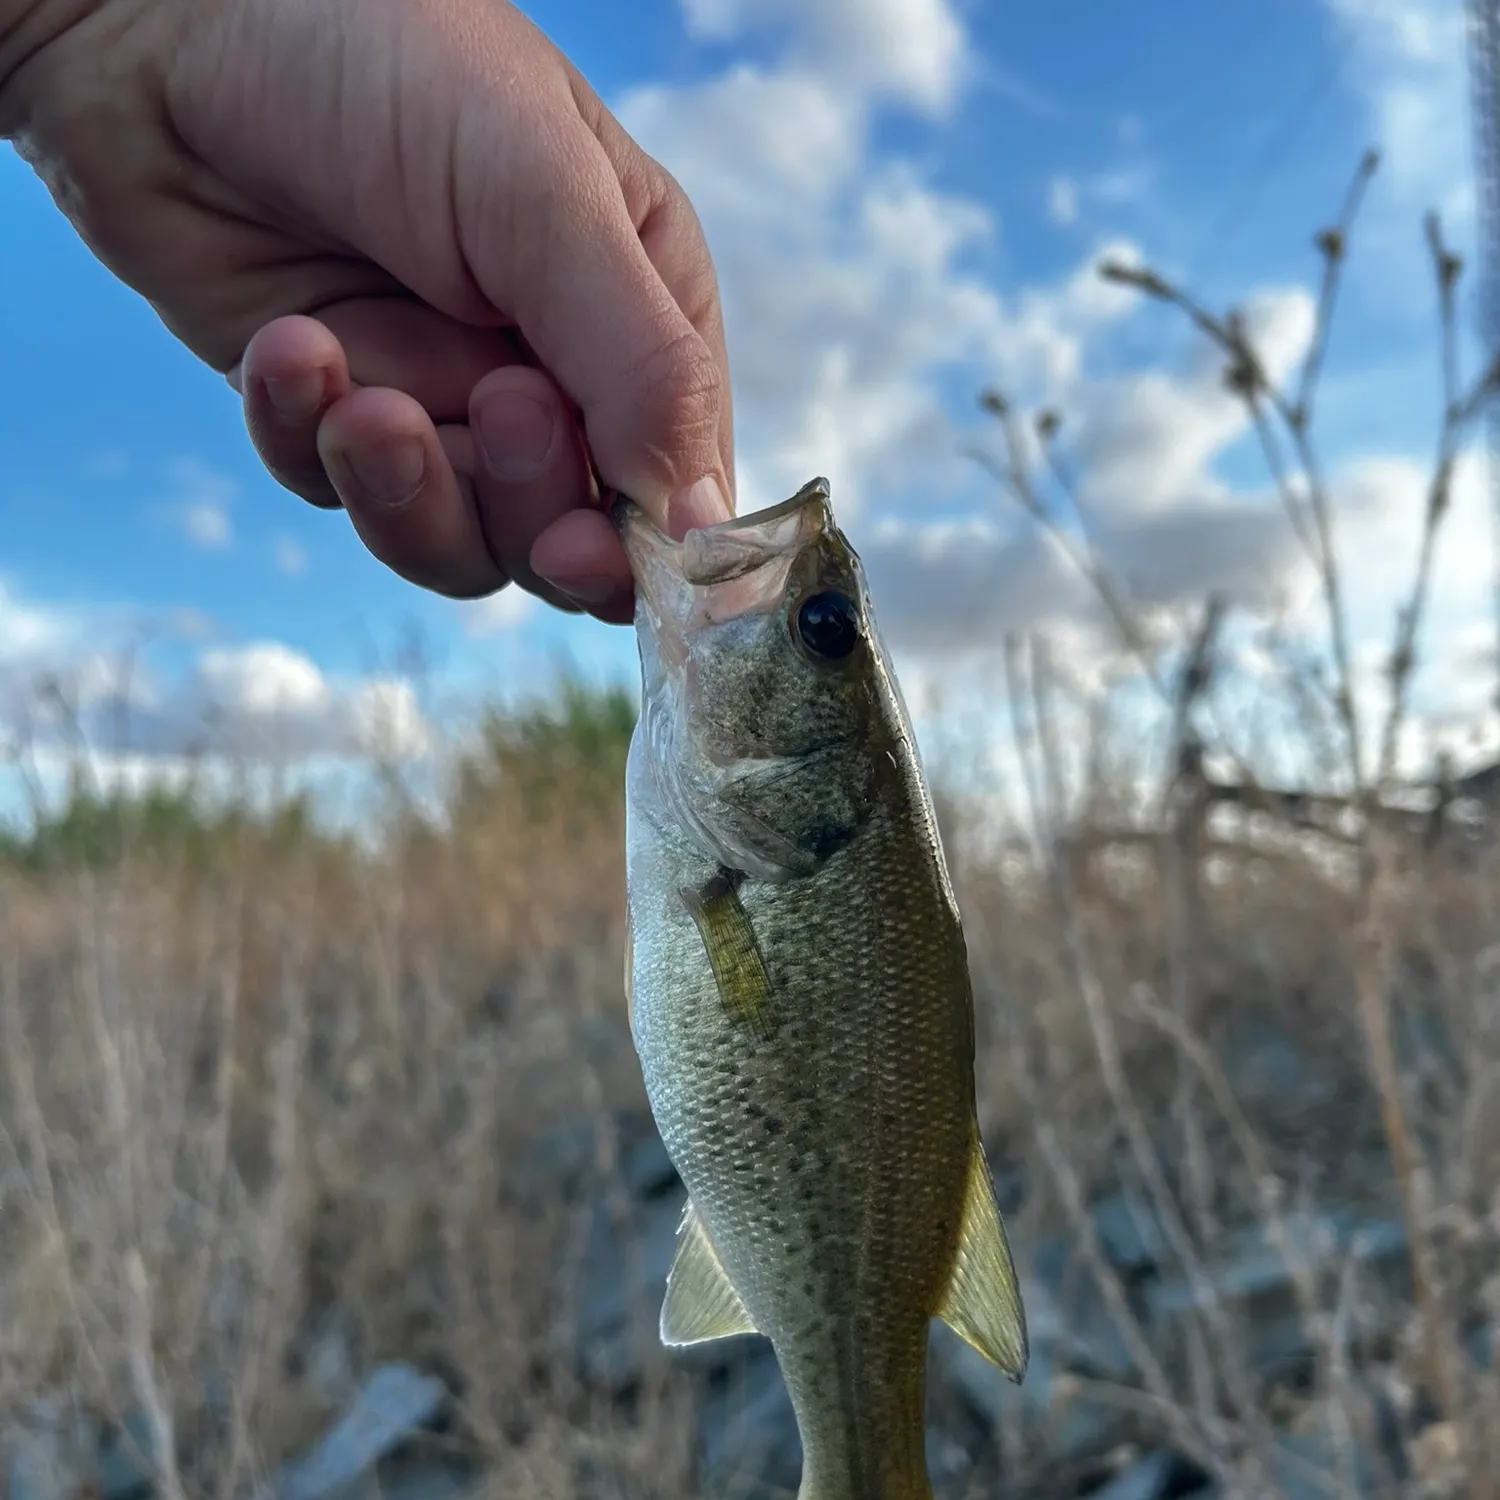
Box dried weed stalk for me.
[977,149,1500,1496]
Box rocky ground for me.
[9,997,1496,1500]
[2,700,1497,1500]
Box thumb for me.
[450,78,733,538]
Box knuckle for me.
[631,328,725,461]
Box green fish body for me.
[619,479,1027,1500]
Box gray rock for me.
[7,1401,95,1500]
[1027,1241,1136,1381]
[1091,1191,1166,1274]
[618,1129,679,1200]
[930,1237,1135,1463]
[96,1410,158,1500]
[1145,1210,1409,1376]
[574,1190,687,1388]
[1048,1385,1127,1463]
[300,1306,361,1409]
[933,1323,1015,1428]
[1268,1429,1375,1500]
[1393,1003,1457,1078]
[933,1325,1123,1462]
[1219,1012,1332,1110]
[1467,1321,1495,1369]
[924,1428,971,1494]
[375,1456,480,1500]
[516,1117,600,1201]
[1085,1451,1174,1500]
[697,1346,801,1500]
[271,1364,448,1500]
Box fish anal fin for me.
[681,871,776,1040]
[660,1201,759,1346]
[936,1126,1029,1382]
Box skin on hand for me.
[0,0,736,623]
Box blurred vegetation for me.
[0,680,639,874]
[449,677,637,828]
[4,144,1500,1492]
[0,776,325,873]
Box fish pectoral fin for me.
[680,872,776,1041]
[936,1126,1029,1383]
[660,1201,759,1346]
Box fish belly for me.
[628,813,974,1500]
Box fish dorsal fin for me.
[680,871,776,1040]
[936,1126,1029,1382]
[660,1200,760,1346]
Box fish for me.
[617,477,1027,1500]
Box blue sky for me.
[0,0,1490,805]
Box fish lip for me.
[616,477,834,631]
[613,477,831,581]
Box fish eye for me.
[795,590,861,661]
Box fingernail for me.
[342,438,425,507]
[668,475,732,539]
[476,391,557,481]
[550,574,621,607]
[264,369,326,423]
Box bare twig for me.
[1294,149,1382,427]
[1377,213,1498,789]
[971,397,1163,692]
[1100,152,1382,792]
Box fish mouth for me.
[615,479,834,662]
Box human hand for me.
[1,0,734,623]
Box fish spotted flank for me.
[619,478,1026,1500]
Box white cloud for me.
[858,284,1325,666]
[174,643,431,760]
[616,0,1022,517]
[1047,175,1079,227]
[610,0,1495,781]
[1071,287,1317,518]
[616,0,1323,694]
[461,587,535,634]
[350,679,431,760]
[162,458,237,551]
[603,0,1491,784]
[183,502,231,549]
[1311,448,1495,692]
[275,537,307,576]
[676,0,966,114]
[0,595,430,765]
[198,643,326,719]
[0,583,132,735]
[1322,0,1469,222]
[623,68,862,222]
[0,580,62,658]
[621,6,1144,519]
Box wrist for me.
[0,0,104,132]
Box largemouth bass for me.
[618,477,1027,1500]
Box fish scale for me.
[619,478,1027,1500]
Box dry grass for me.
[0,692,699,1500]
[0,677,1495,1500]
[4,154,1500,1500]
[949,788,1500,1497]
